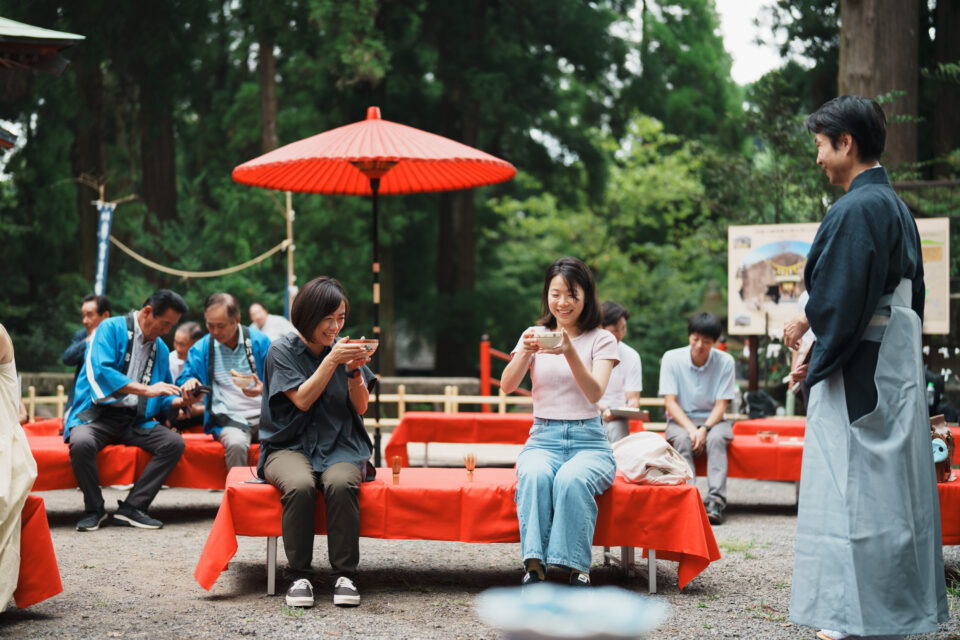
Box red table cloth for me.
[732,417,806,437]
[938,476,960,545]
[14,495,62,608]
[385,412,642,467]
[27,433,260,491]
[733,418,960,466]
[22,418,63,437]
[195,467,720,592]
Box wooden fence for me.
[23,383,667,430]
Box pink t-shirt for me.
[512,326,620,420]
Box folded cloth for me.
[612,432,691,485]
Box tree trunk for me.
[434,102,479,375]
[258,37,279,153]
[932,0,960,177]
[839,0,919,168]
[72,56,107,281]
[138,89,178,224]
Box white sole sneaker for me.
[76,512,108,532]
[111,513,162,529]
[285,594,315,607]
[333,593,360,607]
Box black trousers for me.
[68,412,185,513]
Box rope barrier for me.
[108,235,291,279]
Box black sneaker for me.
[569,571,591,587]
[111,500,163,529]
[285,578,314,607]
[706,499,725,525]
[522,570,544,587]
[333,576,360,607]
[76,509,108,532]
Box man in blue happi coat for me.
[784,96,948,640]
[178,293,270,471]
[66,289,189,532]
[61,294,112,414]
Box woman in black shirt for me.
[257,276,374,609]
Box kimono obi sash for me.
[861,278,912,343]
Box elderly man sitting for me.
[180,293,270,471]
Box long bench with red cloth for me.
[384,411,647,467]
[14,494,63,609]
[194,466,721,595]
[27,432,259,491]
[385,411,804,481]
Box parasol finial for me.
[366,106,381,120]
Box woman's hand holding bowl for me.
[329,337,368,365]
[536,328,571,355]
[519,330,540,355]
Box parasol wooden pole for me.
[371,178,382,466]
[285,191,295,319]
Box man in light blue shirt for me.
[658,312,735,525]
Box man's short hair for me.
[143,290,188,317]
[805,95,886,163]
[82,294,112,316]
[177,321,204,341]
[688,312,722,341]
[250,302,267,313]
[204,292,241,319]
[601,301,629,327]
[291,277,349,340]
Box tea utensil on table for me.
[391,456,402,485]
[464,453,476,482]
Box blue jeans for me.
[515,416,616,573]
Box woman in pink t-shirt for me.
[501,257,619,587]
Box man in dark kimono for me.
[784,96,948,640]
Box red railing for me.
[479,335,531,412]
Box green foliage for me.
[629,0,740,143]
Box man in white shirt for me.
[249,302,295,342]
[598,301,643,443]
[658,312,735,525]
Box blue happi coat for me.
[64,314,174,441]
[176,326,270,438]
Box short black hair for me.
[688,312,722,341]
[82,294,112,316]
[177,321,204,342]
[204,292,241,319]
[143,289,188,317]
[291,277,349,339]
[537,257,602,333]
[601,301,629,328]
[805,95,886,163]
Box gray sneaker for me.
[333,576,360,607]
[111,500,163,529]
[76,509,108,532]
[285,578,314,607]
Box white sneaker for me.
[817,632,848,640]
[285,578,314,607]
[333,576,360,607]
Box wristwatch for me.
[347,368,362,379]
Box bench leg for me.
[423,443,429,467]
[648,549,656,594]
[622,546,635,577]
[267,536,277,595]
[602,545,611,566]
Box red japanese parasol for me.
[232,106,517,463]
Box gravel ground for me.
[3,475,960,639]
